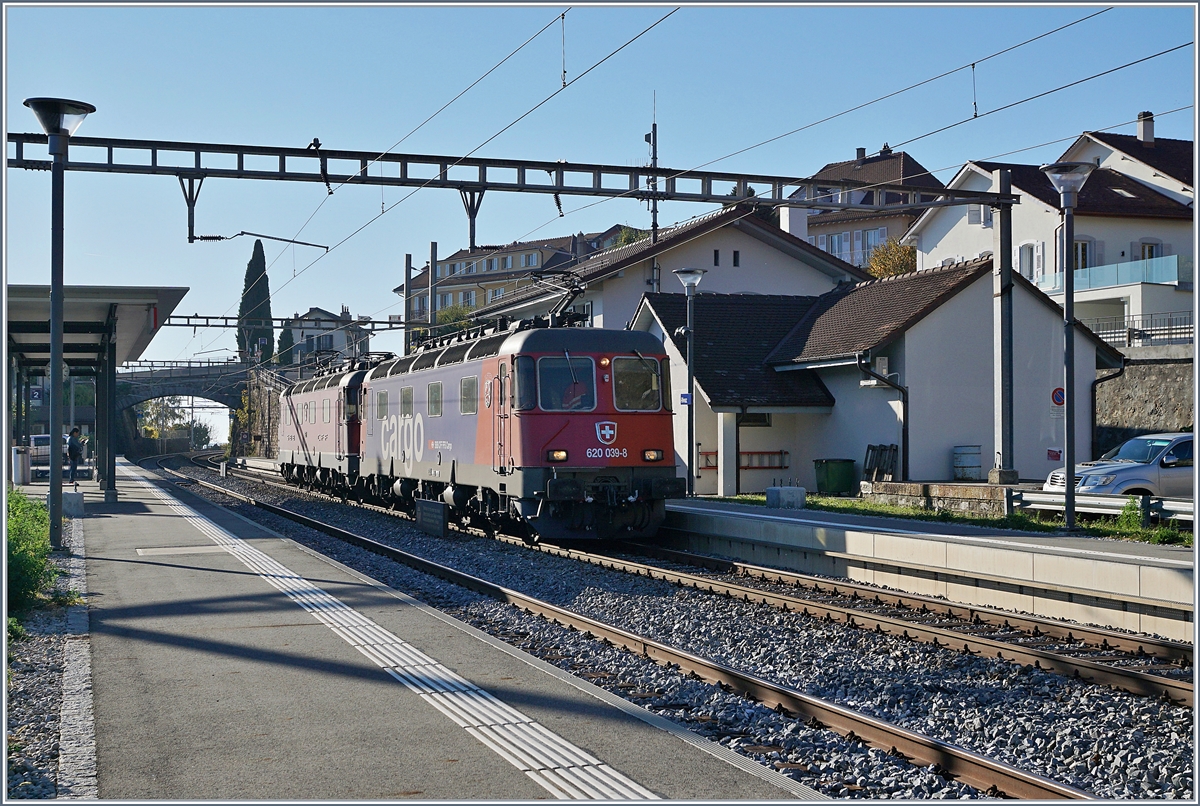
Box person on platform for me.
[67,428,83,483]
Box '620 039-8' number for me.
[587,447,626,458]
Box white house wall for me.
[902,276,995,479]
[597,227,843,330]
[1064,137,1194,206]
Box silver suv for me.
[1043,432,1193,498]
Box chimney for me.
[879,143,892,156]
[1137,111,1155,147]
[341,304,350,318]
[855,147,866,164]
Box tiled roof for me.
[973,162,1193,219]
[640,293,834,409]
[1086,131,1193,187]
[471,204,868,317]
[766,259,993,364]
[810,150,945,190]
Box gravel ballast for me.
[9,463,1188,799]
[160,463,1194,799]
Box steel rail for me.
[155,458,1092,800]
[630,541,1194,665]
[205,458,1193,706]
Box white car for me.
[1043,433,1193,498]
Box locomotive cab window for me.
[428,382,443,417]
[376,390,388,419]
[514,356,536,411]
[613,357,662,411]
[460,376,477,415]
[344,387,358,419]
[322,398,331,423]
[538,356,596,411]
[400,387,414,418]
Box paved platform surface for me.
[69,461,816,800]
[667,499,1194,566]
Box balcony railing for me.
[1037,254,1193,293]
[1079,310,1193,347]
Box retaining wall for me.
[859,481,1012,517]
[664,505,1193,641]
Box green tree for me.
[137,396,188,437]
[612,226,644,248]
[187,419,213,449]
[237,239,274,362]
[276,325,295,366]
[866,237,917,278]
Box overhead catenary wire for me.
[199,4,1106,354]
[185,7,572,359]
[189,10,1185,361]
[191,102,1195,358]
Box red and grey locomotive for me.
[277,318,685,541]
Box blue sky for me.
[6,3,1196,369]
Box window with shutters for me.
[968,205,981,225]
[501,256,513,269]
[1018,243,1035,279]
[1141,242,1162,260]
[461,290,476,307]
[863,228,883,263]
[1073,240,1091,270]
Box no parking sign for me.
[1050,387,1065,419]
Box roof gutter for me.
[857,351,909,482]
[774,354,860,371]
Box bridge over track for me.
[116,359,251,411]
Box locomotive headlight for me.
[599,357,610,367]
[547,449,569,462]
[643,449,664,462]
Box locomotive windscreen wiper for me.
[563,349,579,385]
[632,350,660,379]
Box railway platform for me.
[60,459,818,800]
[664,499,1194,641]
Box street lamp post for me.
[25,97,95,550]
[1041,161,1095,530]
[673,268,705,496]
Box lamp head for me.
[23,97,95,136]
[1040,161,1095,197]
[673,267,706,289]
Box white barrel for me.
[952,445,982,481]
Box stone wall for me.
[860,480,1012,517]
[1094,345,1193,457]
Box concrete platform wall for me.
[664,508,1193,641]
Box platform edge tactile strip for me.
[121,466,660,800]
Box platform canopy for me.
[8,284,188,371]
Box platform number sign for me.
[1050,387,1065,419]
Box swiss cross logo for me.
[596,421,618,445]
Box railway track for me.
[200,454,1194,707]
[155,456,1094,799]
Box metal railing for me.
[699,450,790,471]
[1078,310,1193,347]
[1015,490,1193,523]
[1037,254,1193,293]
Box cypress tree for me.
[236,240,274,361]
[276,324,295,365]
